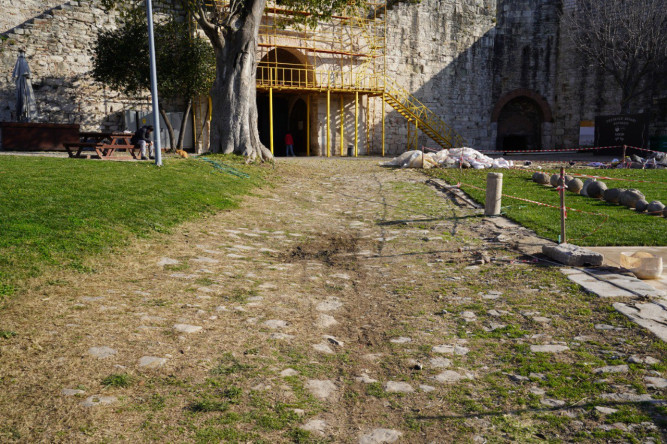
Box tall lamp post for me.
[146,0,162,166]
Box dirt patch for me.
[283,232,361,267]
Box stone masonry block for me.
[542,243,603,267]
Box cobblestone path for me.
[0,158,665,443]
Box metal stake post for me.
[269,87,274,155]
[559,167,566,244]
[145,0,162,166]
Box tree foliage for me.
[180,0,362,39]
[92,12,215,148]
[93,16,215,99]
[562,0,667,113]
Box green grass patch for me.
[0,330,17,339]
[101,373,133,388]
[471,324,529,339]
[188,399,229,413]
[427,168,667,246]
[0,155,264,302]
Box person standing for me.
[284,132,295,157]
[131,125,154,160]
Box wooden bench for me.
[65,132,141,160]
[64,141,106,159]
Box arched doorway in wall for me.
[492,89,553,151]
[256,47,316,156]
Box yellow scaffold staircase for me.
[382,77,466,150]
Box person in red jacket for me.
[285,132,295,157]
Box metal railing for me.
[256,63,385,91]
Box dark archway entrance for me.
[257,95,289,156]
[496,97,543,151]
[492,89,553,151]
[289,99,308,156]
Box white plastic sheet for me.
[381,147,513,170]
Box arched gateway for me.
[492,89,553,151]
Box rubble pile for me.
[588,152,667,169]
[381,148,514,170]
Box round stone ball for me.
[647,200,665,215]
[587,181,608,199]
[635,199,649,213]
[567,178,583,194]
[532,172,550,185]
[563,175,574,185]
[619,189,645,208]
[550,174,560,188]
[603,188,625,204]
[580,178,596,197]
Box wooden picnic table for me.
[65,131,141,160]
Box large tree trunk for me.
[205,0,272,161]
[159,106,175,150]
[177,99,192,150]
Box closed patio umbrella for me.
[12,50,37,122]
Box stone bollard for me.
[485,172,503,216]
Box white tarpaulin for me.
[381,148,513,169]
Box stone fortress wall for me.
[0,0,65,32]
[0,0,148,131]
[381,0,497,152]
[1,0,665,152]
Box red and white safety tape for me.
[422,145,665,156]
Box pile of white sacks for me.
[381,148,514,170]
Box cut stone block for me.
[542,244,603,267]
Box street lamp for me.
[145,0,162,166]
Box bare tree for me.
[561,0,667,114]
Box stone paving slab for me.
[561,268,665,298]
[614,302,667,342]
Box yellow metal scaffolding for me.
[197,1,465,156]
